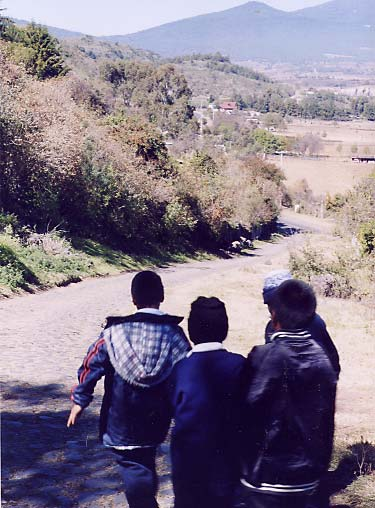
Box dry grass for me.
[268,119,375,196]
[283,119,375,147]
[269,155,374,195]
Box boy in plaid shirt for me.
[67,271,190,508]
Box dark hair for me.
[131,271,164,308]
[188,296,228,344]
[270,279,316,330]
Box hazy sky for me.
[4,0,329,36]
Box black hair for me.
[270,279,316,330]
[188,296,228,344]
[131,271,164,308]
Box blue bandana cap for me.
[263,270,292,304]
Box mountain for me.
[102,0,375,62]
[12,1,375,63]
[294,0,375,25]
[12,18,87,39]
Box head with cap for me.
[263,269,292,305]
[269,279,317,330]
[188,296,228,345]
[131,271,164,309]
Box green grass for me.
[0,233,213,297]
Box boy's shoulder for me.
[246,340,288,369]
[177,349,245,368]
[104,312,184,329]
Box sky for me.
[4,0,329,36]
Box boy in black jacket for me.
[263,270,340,377]
[169,297,246,508]
[67,271,190,508]
[238,280,337,508]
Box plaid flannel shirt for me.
[72,312,190,408]
[104,319,189,388]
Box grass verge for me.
[0,233,212,297]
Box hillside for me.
[60,38,282,103]
[294,0,375,25]
[102,0,375,62]
[12,17,87,39]
[61,36,159,79]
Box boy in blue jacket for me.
[67,271,190,508]
[169,296,246,508]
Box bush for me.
[289,245,356,299]
[358,220,375,255]
[0,242,38,289]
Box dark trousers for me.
[235,487,312,508]
[113,447,158,508]
[173,483,233,508]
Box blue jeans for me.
[113,447,159,508]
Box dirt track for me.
[1,211,373,507]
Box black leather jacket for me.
[265,313,340,377]
[241,330,337,490]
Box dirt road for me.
[1,211,373,507]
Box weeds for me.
[289,242,375,300]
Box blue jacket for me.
[71,312,190,447]
[168,348,246,506]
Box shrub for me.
[358,220,375,255]
[289,245,356,299]
[0,242,38,289]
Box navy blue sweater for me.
[168,348,246,507]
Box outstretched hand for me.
[67,403,84,427]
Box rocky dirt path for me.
[3,211,372,508]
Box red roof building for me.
[219,101,238,111]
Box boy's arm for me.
[245,345,280,410]
[68,334,109,427]
[312,315,341,377]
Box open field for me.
[270,155,374,195]
[1,212,374,507]
[281,119,375,155]
[270,119,375,196]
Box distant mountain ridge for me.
[13,0,375,63]
[12,18,87,39]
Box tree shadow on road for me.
[1,382,172,508]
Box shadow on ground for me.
[2,382,373,507]
[275,220,301,237]
[313,440,375,508]
[1,382,173,508]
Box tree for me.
[100,60,194,137]
[21,23,68,79]
[364,102,375,122]
[261,113,286,130]
[295,133,323,156]
[2,20,68,80]
[252,129,287,154]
